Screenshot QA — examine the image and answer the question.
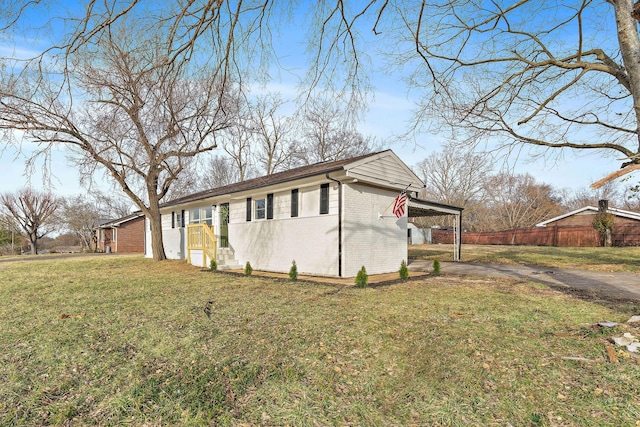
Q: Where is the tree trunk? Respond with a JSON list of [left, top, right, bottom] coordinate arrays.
[[612, 0, 640, 152], [146, 191, 167, 261], [29, 234, 37, 255], [149, 219, 167, 261], [605, 229, 613, 247]]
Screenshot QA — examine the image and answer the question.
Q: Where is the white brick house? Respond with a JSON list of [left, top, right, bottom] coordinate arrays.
[[146, 150, 428, 277]]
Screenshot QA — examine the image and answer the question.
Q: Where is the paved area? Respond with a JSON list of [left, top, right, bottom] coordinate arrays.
[[408, 260, 640, 301]]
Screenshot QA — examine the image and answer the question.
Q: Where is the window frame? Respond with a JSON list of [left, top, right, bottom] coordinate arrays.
[[255, 197, 266, 220], [189, 207, 213, 225]]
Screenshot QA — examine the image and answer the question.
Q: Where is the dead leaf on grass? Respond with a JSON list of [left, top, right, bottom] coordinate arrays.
[[59, 312, 86, 319]]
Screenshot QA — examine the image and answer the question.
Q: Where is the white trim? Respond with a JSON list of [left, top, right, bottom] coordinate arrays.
[[536, 205, 640, 227], [344, 151, 424, 192]]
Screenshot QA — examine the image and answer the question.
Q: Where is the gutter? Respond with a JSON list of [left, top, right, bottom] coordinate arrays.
[[325, 173, 343, 277]]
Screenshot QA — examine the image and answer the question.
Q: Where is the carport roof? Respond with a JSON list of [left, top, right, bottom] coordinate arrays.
[[407, 197, 463, 262], [407, 197, 463, 217]]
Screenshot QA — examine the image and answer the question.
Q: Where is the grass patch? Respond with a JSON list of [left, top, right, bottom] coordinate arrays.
[[410, 244, 640, 272], [1, 255, 639, 425]]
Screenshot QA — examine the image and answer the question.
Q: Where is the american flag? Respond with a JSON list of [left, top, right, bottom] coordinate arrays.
[[392, 190, 407, 218]]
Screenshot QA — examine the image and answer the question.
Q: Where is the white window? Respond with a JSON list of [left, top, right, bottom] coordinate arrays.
[[255, 198, 266, 220], [189, 207, 213, 225]]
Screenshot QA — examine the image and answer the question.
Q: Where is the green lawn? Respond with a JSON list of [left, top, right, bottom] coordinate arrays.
[[410, 244, 640, 272], [1, 255, 639, 426]]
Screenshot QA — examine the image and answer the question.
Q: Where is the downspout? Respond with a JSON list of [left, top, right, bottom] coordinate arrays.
[[326, 173, 342, 277]]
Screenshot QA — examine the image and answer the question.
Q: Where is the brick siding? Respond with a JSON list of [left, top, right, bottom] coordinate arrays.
[[115, 216, 145, 253]]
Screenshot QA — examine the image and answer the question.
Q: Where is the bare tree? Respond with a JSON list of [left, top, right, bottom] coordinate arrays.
[[417, 144, 491, 205], [300, 97, 376, 164], [252, 94, 295, 175], [0, 188, 58, 254], [91, 190, 136, 219], [0, 214, 13, 248], [201, 154, 240, 189], [0, 16, 238, 260], [307, 1, 640, 187], [12, 2, 638, 192], [0, 1, 42, 33], [57, 195, 104, 252], [220, 112, 257, 182], [562, 183, 623, 211], [0, 213, 24, 255], [416, 144, 493, 231], [483, 173, 564, 231]]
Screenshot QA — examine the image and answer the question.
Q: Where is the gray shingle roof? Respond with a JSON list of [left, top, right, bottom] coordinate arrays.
[[161, 150, 389, 208]]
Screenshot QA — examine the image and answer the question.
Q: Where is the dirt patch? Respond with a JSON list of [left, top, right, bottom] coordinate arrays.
[[208, 268, 430, 287]]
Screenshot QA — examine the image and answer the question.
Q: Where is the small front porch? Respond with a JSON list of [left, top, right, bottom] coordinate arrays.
[[186, 223, 241, 269]]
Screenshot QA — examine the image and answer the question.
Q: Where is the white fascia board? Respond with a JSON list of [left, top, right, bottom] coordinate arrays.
[[536, 205, 640, 227]]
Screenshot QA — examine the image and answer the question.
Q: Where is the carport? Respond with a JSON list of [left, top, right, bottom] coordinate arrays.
[[407, 197, 463, 261]]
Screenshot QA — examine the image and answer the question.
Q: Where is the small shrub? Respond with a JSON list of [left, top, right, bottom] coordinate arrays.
[[289, 260, 298, 281], [209, 259, 217, 271], [355, 266, 368, 288], [244, 261, 253, 276], [432, 259, 441, 275], [399, 260, 409, 280]]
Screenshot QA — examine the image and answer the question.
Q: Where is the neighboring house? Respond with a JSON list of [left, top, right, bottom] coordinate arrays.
[[536, 204, 640, 228], [149, 150, 462, 277], [535, 201, 640, 246], [97, 213, 145, 253], [408, 222, 431, 245]]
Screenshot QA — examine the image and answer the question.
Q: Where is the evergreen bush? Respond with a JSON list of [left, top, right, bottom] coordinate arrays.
[[289, 260, 298, 281], [399, 260, 409, 280], [432, 259, 441, 275], [244, 261, 253, 276], [209, 259, 217, 271], [355, 266, 368, 288]]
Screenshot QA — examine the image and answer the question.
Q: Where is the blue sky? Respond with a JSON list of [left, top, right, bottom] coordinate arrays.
[[0, 1, 630, 199]]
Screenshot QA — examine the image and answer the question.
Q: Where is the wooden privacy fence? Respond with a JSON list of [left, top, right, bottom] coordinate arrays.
[[432, 225, 640, 247]]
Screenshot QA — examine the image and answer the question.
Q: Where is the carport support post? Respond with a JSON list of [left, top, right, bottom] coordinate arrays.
[[455, 212, 462, 261]]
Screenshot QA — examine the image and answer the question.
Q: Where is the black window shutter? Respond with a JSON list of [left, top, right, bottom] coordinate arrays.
[[171, 211, 175, 228], [267, 193, 274, 219], [181, 210, 185, 227], [246, 198, 252, 222], [320, 183, 329, 214], [291, 189, 299, 217]]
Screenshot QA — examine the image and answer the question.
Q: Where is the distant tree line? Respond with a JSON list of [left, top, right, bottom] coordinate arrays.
[[0, 189, 134, 255], [413, 144, 640, 233]]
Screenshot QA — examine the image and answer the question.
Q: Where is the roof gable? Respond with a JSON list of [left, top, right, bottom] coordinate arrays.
[[344, 150, 424, 192], [97, 212, 144, 228]]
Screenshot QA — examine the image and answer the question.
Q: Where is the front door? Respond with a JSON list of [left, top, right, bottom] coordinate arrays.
[[219, 203, 229, 247]]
